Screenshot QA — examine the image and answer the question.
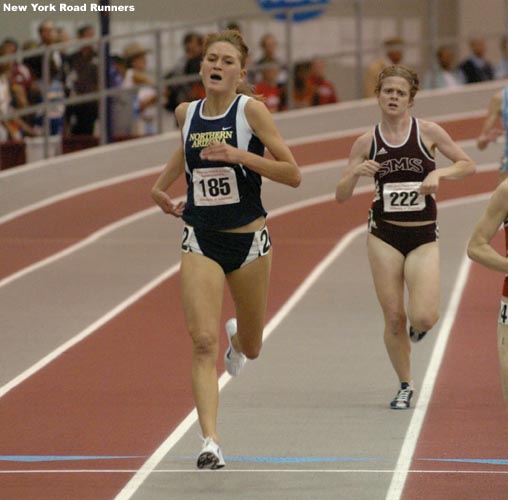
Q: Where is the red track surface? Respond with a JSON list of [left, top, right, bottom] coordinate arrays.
[[403, 233, 508, 500], [0, 116, 484, 282], [0, 113, 505, 498]]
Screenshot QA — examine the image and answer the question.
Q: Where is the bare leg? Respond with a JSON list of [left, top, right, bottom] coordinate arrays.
[[226, 250, 272, 359], [498, 323, 508, 407], [367, 234, 410, 384], [180, 252, 225, 442], [404, 242, 440, 335]]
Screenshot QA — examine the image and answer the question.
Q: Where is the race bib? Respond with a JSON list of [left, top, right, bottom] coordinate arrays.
[[383, 182, 425, 213], [193, 167, 240, 206], [499, 299, 508, 325]]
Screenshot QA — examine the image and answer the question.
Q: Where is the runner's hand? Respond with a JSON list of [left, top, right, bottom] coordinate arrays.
[[152, 190, 185, 217]]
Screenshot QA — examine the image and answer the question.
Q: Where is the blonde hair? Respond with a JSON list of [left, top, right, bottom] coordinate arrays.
[[375, 65, 419, 102], [203, 29, 261, 100]]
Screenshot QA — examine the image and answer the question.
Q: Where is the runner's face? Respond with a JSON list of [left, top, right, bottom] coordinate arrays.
[[378, 76, 412, 115], [201, 42, 245, 93]]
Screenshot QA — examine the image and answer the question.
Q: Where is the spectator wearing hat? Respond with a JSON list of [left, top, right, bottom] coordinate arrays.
[[115, 41, 158, 136], [363, 37, 404, 98]]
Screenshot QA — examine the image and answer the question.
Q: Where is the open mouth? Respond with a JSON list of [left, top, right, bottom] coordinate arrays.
[[210, 74, 222, 81]]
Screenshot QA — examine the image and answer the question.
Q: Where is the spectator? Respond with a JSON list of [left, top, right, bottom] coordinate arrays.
[[495, 35, 508, 79], [1, 37, 35, 111], [307, 57, 338, 105], [256, 33, 287, 85], [364, 37, 404, 97], [253, 58, 286, 112], [0, 45, 37, 141], [24, 20, 65, 84], [65, 25, 98, 135], [120, 41, 157, 136], [423, 45, 462, 89], [292, 61, 317, 108], [458, 37, 494, 84], [165, 32, 203, 113]]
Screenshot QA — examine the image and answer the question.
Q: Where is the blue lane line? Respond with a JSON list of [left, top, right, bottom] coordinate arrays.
[[0, 456, 144, 463], [419, 458, 508, 466], [177, 456, 384, 463]]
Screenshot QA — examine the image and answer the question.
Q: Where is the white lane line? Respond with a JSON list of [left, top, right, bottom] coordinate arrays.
[[0, 469, 506, 475], [114, 224, 368, 500], [115, 191, 493, 500], [0, 132, 493, 226], [384, 254, 474, 500], [0, 166, 163, 226], [0, 206, 159, 290], [0, 263, 179, 400]]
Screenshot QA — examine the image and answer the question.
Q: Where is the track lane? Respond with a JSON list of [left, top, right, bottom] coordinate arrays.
[[402, 232, 508, 500], [0, 116, 486, 283]]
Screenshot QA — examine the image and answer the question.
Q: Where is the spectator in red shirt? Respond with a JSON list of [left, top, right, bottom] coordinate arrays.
[[307, 57, 338, 105], [253, 58, 285, 113]]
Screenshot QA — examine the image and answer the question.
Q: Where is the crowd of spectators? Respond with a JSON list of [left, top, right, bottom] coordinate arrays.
[[1, 20, 508, 163]]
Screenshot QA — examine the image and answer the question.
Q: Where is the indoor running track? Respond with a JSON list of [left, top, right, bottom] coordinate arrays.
[[0, 114, 506, 500]]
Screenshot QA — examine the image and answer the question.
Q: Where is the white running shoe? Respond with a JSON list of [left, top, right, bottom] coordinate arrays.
[[197, 437, 225, 469], [224, 318, 246, 376]]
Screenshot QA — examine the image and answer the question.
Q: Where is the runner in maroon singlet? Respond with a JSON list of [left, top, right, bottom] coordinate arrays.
[[468, 182, 508, 406], [336, 66, 475, 409]]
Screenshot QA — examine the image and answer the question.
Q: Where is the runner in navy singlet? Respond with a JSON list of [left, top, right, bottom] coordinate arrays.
[[151, 30, 300, 468], [468, 181, 508, 406], [336, 65, 475, 409]]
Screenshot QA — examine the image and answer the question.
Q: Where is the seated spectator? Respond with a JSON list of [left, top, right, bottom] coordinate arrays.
[[458, 37, 494, 84], [292, 61, 317, 108], [165, 32, 203, 113], [364, 37, 404, 97], [307, 57, 338, 105], [253, 59, 286, 112], [65, 25, 98, 135], [0, 45, 37, 141], [1, 37, 35, 111], [423, 45, 462, 89], [495, 35, 508, 79]]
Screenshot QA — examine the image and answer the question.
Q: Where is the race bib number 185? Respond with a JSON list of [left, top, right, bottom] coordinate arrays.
[[383, 182, 425, 213], [193, 167, 240, 206]]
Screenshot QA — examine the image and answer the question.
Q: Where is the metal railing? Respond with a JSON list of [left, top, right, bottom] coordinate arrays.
[[1, 0, 508, 160]]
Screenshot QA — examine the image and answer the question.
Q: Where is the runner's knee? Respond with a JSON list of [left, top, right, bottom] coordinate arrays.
[[384, 310, 407, 334], [191, 329, 219, 357], [410, 311, 439, 333]]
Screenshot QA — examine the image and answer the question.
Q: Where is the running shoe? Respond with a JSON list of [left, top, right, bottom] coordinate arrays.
[[390, 382, 413, 409], [224, 318, 246, 376], [409, 326, 428, 343], [197, 437, 225, 469]]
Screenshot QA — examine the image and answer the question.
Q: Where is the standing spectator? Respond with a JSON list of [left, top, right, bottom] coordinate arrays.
[[458, 37, 494, 84], [423, 45, 463, 89], [364, 37, 404, 98], [253, 58, 285, 112], [120, 42, 157, 136], [65, 25, 98, 135], [165, 32, 203, 113], [256, 33, 287, 85], [24, 20, 65, 84], [495, 36, 508, 80], [307, 57, 338, 105]]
